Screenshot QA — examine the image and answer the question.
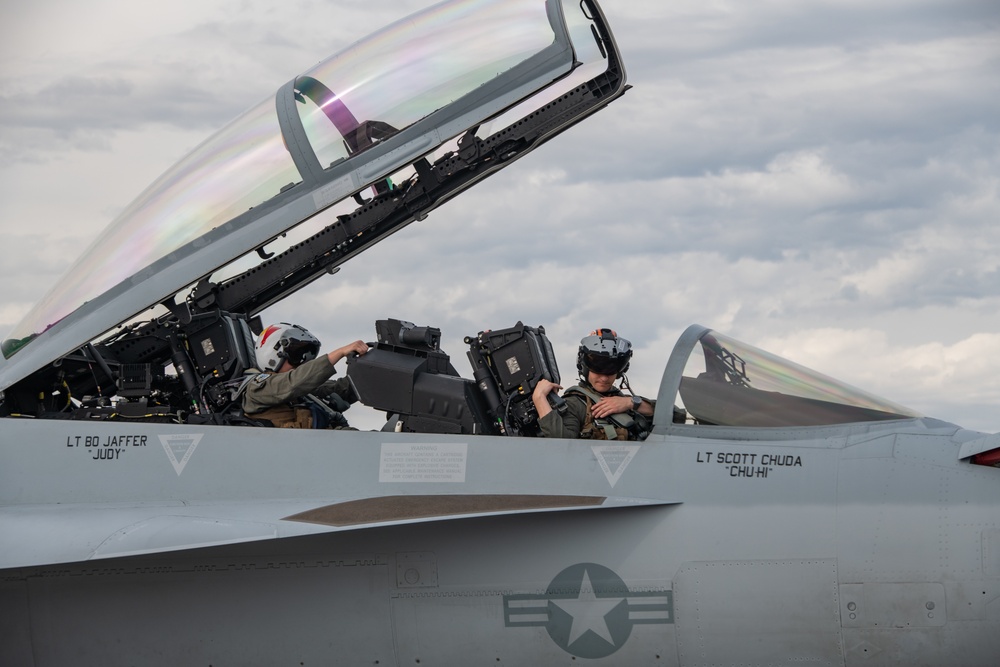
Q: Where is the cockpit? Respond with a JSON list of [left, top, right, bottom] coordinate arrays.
[[0, 302, 924, 435], [345, 320, 924, 434]]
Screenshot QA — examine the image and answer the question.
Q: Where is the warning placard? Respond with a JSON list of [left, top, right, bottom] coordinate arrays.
[[379, 443, 468, 483]]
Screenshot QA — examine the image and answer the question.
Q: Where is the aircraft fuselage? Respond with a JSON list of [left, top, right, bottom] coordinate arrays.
[[2, 416, 998, 666]]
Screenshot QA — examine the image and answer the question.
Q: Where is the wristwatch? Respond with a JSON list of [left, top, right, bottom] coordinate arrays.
[[631, 395, 642, 410]]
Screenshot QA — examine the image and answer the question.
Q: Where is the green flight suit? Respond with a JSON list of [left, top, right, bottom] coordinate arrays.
[[242, 355, 356, 427], [537, 382, 653, 440]]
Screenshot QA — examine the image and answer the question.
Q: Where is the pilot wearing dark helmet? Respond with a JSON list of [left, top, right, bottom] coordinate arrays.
[[531, 328, 654, 440], [242, 322, 369, 428]]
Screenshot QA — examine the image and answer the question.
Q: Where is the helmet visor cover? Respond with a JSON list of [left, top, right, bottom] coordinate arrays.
[[578, 329, 632, 377]]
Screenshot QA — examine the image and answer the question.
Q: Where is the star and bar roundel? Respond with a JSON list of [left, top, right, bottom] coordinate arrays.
[[503, 563, 673, 658]]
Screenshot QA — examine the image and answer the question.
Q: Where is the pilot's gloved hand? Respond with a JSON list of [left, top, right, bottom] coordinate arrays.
[[532, 378, 564, 419], [532, 378, 562, 402], [327, 340, 369, 365], [591, 395, 632, 419]]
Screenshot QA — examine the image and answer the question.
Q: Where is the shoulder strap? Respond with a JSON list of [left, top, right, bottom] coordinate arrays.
[[563, 386, 622, 440], [563, 385, 605, 403], [229, 370, 266, 404]]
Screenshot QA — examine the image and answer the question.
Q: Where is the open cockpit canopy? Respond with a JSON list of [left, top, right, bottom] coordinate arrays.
[[659, 325, 922, 429], [1, 0, 626, 395]]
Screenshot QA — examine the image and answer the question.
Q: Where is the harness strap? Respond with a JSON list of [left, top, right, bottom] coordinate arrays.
[[233, 372, 259, 399], [563, 385, 608, 403], [564, 386, 629, 441]]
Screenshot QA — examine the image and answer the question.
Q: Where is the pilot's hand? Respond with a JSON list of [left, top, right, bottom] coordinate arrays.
[[532, 378, 562, 401], [591, 395, 632, 419], [329, 340, 369, 364], [532, 378, 563, 420], [344, 340, 369, 356]]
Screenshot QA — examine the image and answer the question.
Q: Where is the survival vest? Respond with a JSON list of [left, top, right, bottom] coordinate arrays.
[[249, 404, 315, 429], [562, 385, 651, 441]]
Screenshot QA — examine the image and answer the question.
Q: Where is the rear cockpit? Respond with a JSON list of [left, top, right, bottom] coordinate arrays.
[[0, 310, 562, 436], [0, 0, 628, 425]]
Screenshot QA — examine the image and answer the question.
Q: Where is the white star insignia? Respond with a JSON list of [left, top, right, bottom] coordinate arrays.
[[551, 568, 625, 646]]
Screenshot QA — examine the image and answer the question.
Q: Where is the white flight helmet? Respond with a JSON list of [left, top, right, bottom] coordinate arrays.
[[255, 323, 321, 371]]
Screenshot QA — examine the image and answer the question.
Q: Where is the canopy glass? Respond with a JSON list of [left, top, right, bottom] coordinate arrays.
[[668, 328, 921, 427], [3, 0, 561, 359]]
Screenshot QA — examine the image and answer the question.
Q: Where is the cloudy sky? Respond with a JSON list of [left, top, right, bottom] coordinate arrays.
[[1, 0, 998, 433]]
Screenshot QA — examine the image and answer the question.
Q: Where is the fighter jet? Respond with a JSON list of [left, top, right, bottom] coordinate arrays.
[[1, 1, 997, 665]]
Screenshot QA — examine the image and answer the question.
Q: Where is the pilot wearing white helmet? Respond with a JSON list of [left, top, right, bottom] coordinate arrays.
[[243, 322, 369, 428], [532, 328, 654, 440]]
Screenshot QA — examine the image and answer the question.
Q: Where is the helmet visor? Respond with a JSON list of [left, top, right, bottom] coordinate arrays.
[[583, 351, 629, 376], [285, 339, 320, 367]]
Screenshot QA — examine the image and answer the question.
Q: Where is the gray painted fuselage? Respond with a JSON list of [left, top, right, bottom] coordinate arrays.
[[2, 414, 998, 666]]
